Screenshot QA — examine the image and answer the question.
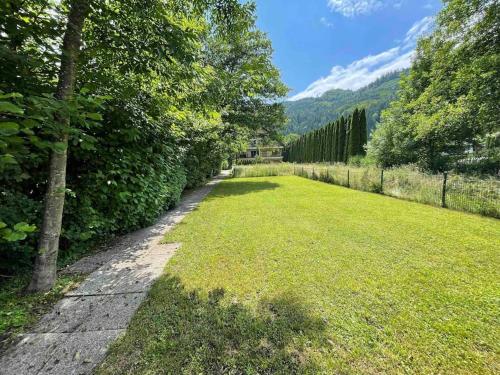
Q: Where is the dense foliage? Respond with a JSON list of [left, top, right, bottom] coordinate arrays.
[[368, 0, 500, 172], [284, 71, 402, 135], [0, 0, 287, 274], [284, 108, 367, 163]]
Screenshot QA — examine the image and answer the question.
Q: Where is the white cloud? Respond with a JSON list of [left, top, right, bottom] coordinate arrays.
[[328, 0, 405, 17], [320, 17, 334, 28], [288, 16, 435, 101], [403, 16, 434, 48], [327, 0, 406, 17], [327, 0, 383, 17], [393, 1, 403, 9], [289, 49, 413, 100]]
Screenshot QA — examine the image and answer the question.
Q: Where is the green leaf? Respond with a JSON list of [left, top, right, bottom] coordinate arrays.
[[0, 221, 7, 229], [118, 191, 130, 201], [85, 112, 103, 121], [79, 232, 92, 240], [80, 141, 96, 151], [0, 154, 18, 165], [3, 230, 27, 242], [52, 142, 67, 153], [0, 92, 23, 99], [22, 118, 39, 128], [0, 101, 24, 114], [13, 222, 37, 233], [20, 128, 34, 135], [0, 122, 20, 136]]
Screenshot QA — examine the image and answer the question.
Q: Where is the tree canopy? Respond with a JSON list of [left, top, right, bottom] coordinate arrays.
[[368, 0, 499, 171]]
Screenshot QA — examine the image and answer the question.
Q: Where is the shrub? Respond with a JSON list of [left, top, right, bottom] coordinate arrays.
[[0, 192, 42, 273]]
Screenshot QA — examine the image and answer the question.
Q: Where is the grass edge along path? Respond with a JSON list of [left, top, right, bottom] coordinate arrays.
[[0, 274, 85, 351], [98, 176, 500, 374]]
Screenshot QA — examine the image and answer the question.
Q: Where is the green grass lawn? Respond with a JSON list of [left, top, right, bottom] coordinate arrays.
[[98, 176, 500, 374]]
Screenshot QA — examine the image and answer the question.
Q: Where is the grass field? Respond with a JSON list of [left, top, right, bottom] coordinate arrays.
[[233, 163, 500, 218], [98, 176, 500, 374]]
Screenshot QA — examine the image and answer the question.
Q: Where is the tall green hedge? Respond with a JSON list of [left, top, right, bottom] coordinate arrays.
[[284, 108, 367, 163]]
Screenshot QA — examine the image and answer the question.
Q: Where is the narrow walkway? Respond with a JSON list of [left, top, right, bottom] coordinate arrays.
[[0, 172, 229, 375]]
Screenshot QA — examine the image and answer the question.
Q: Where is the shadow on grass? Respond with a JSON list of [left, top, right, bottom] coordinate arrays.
[[99, 275, 326, 374], [207, 180, 281, 199]]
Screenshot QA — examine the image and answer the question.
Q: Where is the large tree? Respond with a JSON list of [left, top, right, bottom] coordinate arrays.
[[368, 0, 499, 171], [205, 1, 288, 137], [28, 0, 90, 292], [338, 117, 347, 162], [359, 108, 367, 155], [346, 108, 361, 158]]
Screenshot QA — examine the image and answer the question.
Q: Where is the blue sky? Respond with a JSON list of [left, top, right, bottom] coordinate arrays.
[[253, 0, 442, 100]]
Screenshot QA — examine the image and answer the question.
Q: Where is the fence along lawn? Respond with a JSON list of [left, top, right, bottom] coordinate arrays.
[[233, 163, 500, 218], [98, 176, 499, 374]]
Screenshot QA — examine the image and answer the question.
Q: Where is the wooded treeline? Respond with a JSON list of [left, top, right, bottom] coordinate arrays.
[[284, 108, 367, 163], [0, 0, 287, 290]]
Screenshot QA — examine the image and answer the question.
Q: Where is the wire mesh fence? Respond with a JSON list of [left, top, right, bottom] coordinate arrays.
[[232, 163, 500, 218], [383, 168, 444, 207], [445, 174, 499, 217]]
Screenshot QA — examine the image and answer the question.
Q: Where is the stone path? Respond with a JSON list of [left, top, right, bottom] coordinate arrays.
[[0, 172, 229, 375]]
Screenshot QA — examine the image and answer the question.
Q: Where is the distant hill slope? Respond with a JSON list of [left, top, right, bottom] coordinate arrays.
[[284, 71, 404, 135]]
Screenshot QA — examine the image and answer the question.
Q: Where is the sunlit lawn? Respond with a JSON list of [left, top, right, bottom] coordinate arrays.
[[99, 176, 499, 374]]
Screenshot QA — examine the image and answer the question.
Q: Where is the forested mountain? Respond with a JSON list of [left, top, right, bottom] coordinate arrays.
[[284, 71, 403, 135]]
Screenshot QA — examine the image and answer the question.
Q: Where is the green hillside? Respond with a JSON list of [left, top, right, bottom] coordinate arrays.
[[284, 71, 404, 135]]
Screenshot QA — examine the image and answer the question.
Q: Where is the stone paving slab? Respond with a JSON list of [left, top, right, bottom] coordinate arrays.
[[0, 330, 125, 375], [0, 172, 229, 375], [33, 293, 147, 333], [66, 244, 179, 296], [37, 330, 125, 375], [0, 333, 62, 375]]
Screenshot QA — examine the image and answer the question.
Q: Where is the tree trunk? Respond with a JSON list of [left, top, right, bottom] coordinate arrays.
[[27, 0, 90, 293]]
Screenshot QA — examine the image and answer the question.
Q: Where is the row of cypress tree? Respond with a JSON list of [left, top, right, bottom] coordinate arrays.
[[284, 108, 367, 163]]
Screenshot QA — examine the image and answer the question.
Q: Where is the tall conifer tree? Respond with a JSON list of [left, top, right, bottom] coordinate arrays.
[[347, 108, 362, 159], [339, 116, 347, 162], [359, 108, 367, 156], [335, 119, 340, 162]]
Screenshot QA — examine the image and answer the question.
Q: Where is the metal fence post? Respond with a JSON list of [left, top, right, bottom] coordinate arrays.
[[441, 171, 448, 208], [347, 169, 350, 188], [380, 169, 384, 193]]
